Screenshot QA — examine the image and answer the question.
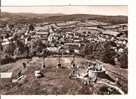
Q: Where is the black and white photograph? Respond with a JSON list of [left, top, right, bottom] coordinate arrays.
[[0, 5, 128, 95]]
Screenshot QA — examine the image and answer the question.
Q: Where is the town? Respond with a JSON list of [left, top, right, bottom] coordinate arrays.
[[0, 13, 128, 95]]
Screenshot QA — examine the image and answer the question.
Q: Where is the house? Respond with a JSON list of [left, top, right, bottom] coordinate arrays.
[[102, 30, 120, 37], [47, 47, 60, 53], [0, 72, 13, 78]]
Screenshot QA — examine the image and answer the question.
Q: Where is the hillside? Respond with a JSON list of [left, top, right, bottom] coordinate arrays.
[[0, 12, 128, 24], [0, 57, 127, 95]]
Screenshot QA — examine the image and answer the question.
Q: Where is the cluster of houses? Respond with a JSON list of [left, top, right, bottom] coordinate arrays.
[[0, 20, 128, 64], [0, 20, 128, 95]]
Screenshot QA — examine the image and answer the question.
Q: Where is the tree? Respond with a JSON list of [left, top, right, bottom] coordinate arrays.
[[101, 41, 117, 65], [118, 49, 128, 68]]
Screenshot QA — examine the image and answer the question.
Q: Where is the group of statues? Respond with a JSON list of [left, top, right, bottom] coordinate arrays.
[[69, 61, 105, 85]]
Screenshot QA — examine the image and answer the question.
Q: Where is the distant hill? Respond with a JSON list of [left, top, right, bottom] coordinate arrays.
[[43, 14, 128, 24], [0, 12, 128, 24], [1, 12, 63, 18]]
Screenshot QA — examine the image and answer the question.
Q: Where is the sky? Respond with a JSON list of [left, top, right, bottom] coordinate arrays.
[[1, 6, 128, 16], [1, 0, 128, 6]]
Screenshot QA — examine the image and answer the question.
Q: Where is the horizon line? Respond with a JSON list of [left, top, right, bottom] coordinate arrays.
[[1, 11, 128, 17]]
